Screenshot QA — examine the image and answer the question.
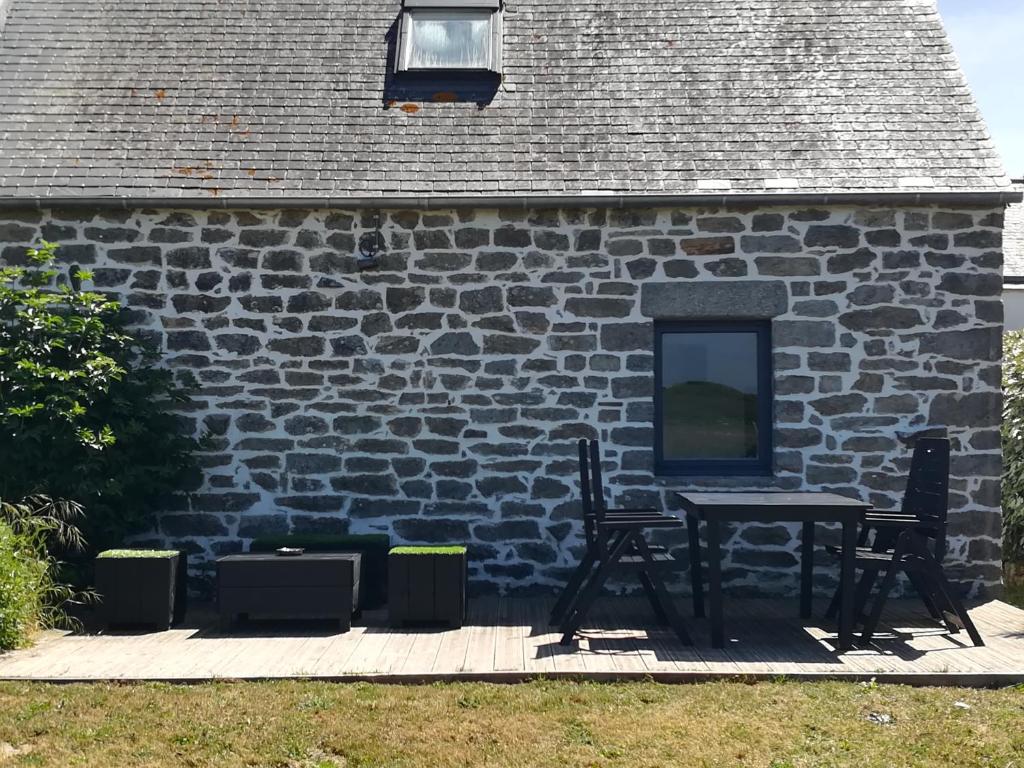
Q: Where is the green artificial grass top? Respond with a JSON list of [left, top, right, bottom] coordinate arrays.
[[97, 549, 179, 559], [389, 546, 467, 556]]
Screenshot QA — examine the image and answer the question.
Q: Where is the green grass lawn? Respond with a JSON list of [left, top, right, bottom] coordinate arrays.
[[0, 680, 1022, 767]]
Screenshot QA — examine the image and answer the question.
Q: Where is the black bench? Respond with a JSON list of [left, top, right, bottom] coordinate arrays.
[[216, 553, 361, 631]]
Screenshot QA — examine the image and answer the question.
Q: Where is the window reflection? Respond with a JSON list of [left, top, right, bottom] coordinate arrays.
[[406, 11, 491, 70], [660, 331, 761, 461]]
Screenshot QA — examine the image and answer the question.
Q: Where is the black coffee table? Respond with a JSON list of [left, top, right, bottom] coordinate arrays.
[[216, 553, 361, 631], [677, 492, 870, 650]]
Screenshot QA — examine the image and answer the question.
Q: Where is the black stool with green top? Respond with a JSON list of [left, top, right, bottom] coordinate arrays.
[[95, 549, 188, 630], [388, 546, 467, 628]]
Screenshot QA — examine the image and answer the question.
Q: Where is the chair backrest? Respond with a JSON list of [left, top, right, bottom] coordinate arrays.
[[901, 437, 951, 559], [587, 438, 609, 523], [574, 438, 613, 548], [577, 439, 597, 547]]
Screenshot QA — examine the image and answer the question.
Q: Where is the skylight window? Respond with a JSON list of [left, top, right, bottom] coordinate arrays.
[[397, 0, 502, 74]]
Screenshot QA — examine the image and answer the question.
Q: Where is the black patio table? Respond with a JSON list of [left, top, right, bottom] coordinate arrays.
[[676, 491, 871, 651]]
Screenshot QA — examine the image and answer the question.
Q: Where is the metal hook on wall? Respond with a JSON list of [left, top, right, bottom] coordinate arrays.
[[357, 210, 385, 270]]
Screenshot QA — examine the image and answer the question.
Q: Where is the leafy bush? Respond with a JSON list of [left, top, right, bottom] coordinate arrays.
[[1002, 331, 1024, 563], [0, 241, 203, 551], [0, 520, 47, 649], [0, 495, 90, 649]]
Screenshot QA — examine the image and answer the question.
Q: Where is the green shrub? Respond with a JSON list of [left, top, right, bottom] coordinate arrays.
[[1002, 331, 1024, 563], [0, 520, 48, 648], [0, 496, 89, 649], [0, 241, 204, 552]]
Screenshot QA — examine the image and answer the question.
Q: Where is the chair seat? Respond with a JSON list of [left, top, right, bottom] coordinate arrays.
[[616, 552, 684, 569], [824, 544, 878, 557], [826, 544, 927, 565], [621, 542, 670, 555]]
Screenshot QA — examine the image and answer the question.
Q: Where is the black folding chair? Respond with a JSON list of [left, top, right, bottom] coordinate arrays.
[[824, 437, 983, 646], [549, 439, 670, 626], [555, 439, 692, 646]]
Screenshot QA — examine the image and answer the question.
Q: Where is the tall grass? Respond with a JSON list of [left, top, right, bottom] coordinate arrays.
[[0, 520, 49, 648], [0, 496, 91, 649]]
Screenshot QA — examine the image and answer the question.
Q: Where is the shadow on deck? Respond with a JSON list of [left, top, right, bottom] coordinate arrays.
[[1, 597, 1022, 686]]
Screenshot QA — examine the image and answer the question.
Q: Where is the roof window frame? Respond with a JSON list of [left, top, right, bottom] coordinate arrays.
[[396, 0, 503, 75]]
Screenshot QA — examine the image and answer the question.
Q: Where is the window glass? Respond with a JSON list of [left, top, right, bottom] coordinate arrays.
[[405, 10, 491, 70], [656, 323, 771, 475]]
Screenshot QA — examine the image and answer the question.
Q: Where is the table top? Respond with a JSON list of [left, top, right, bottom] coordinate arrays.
[[217, 553, 362, 564], [675, 491, 871, 522], [678, 491, 870, 507]]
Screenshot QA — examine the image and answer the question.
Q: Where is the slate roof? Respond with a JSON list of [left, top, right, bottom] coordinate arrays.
[[0, 0, 1014, 201], [1006, 183, 1024, 279]]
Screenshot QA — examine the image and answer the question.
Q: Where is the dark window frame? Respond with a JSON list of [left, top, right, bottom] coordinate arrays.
[[653, 320, 774, 477]]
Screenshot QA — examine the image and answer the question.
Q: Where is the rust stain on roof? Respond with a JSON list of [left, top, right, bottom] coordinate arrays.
[[431, 92, 457, 103], [399, 103, 420, 114]]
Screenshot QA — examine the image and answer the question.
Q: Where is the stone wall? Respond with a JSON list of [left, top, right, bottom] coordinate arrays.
[[0, 203, 1006, 595]]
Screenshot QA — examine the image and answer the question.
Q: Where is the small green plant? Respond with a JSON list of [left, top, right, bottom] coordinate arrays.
[[1002, 331, 1024, 564], [0, 241, 204, 551], [0, 495, 92, 648]]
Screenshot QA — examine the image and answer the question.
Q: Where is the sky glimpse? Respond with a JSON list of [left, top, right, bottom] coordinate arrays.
[[937, 0, 1024, 177]]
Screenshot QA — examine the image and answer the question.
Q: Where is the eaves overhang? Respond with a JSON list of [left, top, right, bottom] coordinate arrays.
[[0, 190, 1020, 211]]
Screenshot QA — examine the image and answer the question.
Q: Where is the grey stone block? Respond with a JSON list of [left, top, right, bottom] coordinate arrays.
[[641, 280, 787, 319]]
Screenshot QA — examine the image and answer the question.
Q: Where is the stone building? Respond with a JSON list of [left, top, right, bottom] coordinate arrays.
[[0, 0, 1019, 595]]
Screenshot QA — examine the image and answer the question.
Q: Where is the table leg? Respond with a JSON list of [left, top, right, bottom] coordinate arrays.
[[707, 519, 724, 649], [686, 513, 705, 618], [839, 519, 857, 650], [800, 521, 814, 619]]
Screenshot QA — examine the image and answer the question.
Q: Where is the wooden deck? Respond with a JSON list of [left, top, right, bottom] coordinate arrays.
[[2, 597, 1023, 686]]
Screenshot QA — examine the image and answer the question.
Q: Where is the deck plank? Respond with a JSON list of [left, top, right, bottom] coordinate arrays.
[[460, 596, 499, 673], [492, 597, 527, 673], [399, 627, 445, 676], [431, 616, 474, 676], [314, 625, 374, 677], [521, 599, 559, 675]]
